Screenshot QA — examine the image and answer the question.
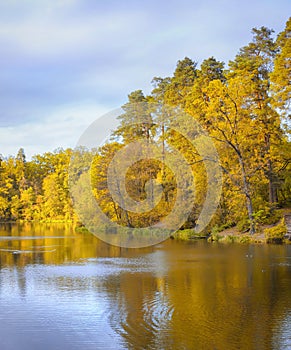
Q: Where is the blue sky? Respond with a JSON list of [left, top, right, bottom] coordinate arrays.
[[0, 0, 290, 158]]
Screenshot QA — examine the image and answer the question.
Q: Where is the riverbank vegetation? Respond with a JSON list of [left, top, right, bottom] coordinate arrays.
[[0, 18, 290, 239]]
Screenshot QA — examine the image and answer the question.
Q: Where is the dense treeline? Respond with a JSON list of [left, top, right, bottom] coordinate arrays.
[[1, 18, 290, 234], [0, 148, 74, 221]]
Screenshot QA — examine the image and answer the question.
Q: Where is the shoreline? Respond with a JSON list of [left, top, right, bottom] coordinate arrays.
[[1, 215, 290, 245]]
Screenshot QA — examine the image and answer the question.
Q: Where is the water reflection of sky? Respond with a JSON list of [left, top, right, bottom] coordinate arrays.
[[0, 264, 126, 350], [0, 250, 172, 350], [0, 225, 291, 350], [273, 311, 291, 350]]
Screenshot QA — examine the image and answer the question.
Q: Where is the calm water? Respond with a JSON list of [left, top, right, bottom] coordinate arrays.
[[0, 223, 290, 350]]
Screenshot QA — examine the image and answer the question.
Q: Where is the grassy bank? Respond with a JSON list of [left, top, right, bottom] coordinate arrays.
[[73, 208, 291, 245], [207, 217, 290, 244]]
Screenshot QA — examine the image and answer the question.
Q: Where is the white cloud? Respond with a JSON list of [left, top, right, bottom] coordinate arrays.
[[0, 4, 147, 59], [0, 103, 110, 159]]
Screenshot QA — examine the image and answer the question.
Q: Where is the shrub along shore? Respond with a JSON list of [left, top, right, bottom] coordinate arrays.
[[173, 209, 291, 244]]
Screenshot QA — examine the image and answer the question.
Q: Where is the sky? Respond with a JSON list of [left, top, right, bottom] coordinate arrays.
[[0, 0, 290, 159]]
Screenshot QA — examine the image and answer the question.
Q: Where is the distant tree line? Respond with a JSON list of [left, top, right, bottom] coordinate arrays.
[[0, 148, 74, 222]]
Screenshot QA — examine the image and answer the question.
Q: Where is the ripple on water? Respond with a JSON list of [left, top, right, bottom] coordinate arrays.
[[0, 248, 56, 254], [142, 292, 175, 332], [107, 289, 175, 349], [0, 236, 75, 241], [272, 312, 291, 350]]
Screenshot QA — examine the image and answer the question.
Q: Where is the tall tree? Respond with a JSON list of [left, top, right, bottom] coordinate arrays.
[[201, 78, 263, 234], [165, 57, 197, 107], [199, 56, 225, 83], [270, 17, 291, 119], [115, 90, 154, 143], [229, 26, 281, 205]]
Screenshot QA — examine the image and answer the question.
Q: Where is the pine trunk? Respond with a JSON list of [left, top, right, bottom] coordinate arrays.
[[238, 156, 255, 234]]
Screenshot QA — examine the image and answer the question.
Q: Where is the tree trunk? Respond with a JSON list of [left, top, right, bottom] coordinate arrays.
[[267, 159, 278, 204], [112, 166, 132, 227], [264, 133, 278, 205], [239, 156, 255, 234]]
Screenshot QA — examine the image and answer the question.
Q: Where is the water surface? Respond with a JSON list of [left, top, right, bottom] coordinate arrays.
[[0, 223, 290, 349]]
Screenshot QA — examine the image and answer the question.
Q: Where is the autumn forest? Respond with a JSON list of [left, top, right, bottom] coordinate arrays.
[[1, 18, 290, 237]]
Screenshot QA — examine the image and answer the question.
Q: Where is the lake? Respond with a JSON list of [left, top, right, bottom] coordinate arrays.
[[0, 223, 290, 350]]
